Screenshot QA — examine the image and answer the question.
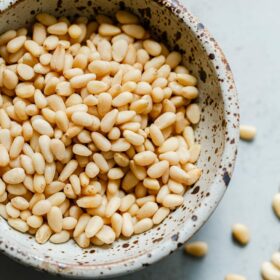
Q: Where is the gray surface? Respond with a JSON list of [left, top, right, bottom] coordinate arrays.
[[1, 0, 279, 279]]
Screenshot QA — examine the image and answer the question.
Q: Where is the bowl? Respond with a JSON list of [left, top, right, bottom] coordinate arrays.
[[0, 0, 239, 278]]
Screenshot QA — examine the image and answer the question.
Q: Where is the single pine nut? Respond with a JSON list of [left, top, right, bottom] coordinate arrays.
[[26, 215, 43, 228], [134, 218, 153, 234], [35, 224, 52, 244], [95, 225, 116, 244], [152, 207, 170, 224], [162, 194, 184, 208], [111, 213, 123, 238], [8, 218, 29, 233], [50, 230, 70, 244], [136, 201, 158, 219], [271, 252, 280, 269], [0, 144, 10, 166], [3, 168, 25, 184], [77, 195, 102, 208], [47, 206, 63, 233], [224, 274, 247, 280], [116, 11, 139, 24], [85, 216, 104, 238], [122, 212, 134, 237], [32, 199, 51, 216], [184, 241, 208, 257], [232, 223, 250, 245], [147, 160, 169, 178], [122, 25, 145, 39], [240, 125, 256, 141], [186, 104, 200, 124]]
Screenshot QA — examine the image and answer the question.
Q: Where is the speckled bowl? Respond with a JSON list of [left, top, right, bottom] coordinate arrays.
[[0, 0, 239, 278]]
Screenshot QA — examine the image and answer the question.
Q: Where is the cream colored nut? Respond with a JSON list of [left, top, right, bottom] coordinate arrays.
[[134, 151, 157, 166], [7, 35, 26, 53], [261, 262, 280, 280], [147, 160, 169, 179], [134, 218, 153, 234], [47, 22, 68, 35], [32, 200, 51, 216], [47, 206, 63, 233], [32, 118, 54, 137], [85, 215, 104, 238], [3, 69, 18, 90], [186, 104, 200, 124], [162, 194, 184, 208], [240, 125, 256, 141], [35, 224, 52, 244], [272, 193, 280, 219], [143, 40, 162, 56], [122, 24, 145, 39], [152, 207, 170, 224], [50, 230, 70, 244], [116, 11, 139, 24], [224, 274, 247, 280], [77, 195, 102, 209], [0, 144, 10, 167], [96, 225, 116, 244], [3, 168, 25, 184], [99, 23, 121, 36], [184, 241, 208, 257], [8, 218, 29, 233], [68, 24, 82, 39], [232, 223, 250, 245], [272, 252, 280, 269]]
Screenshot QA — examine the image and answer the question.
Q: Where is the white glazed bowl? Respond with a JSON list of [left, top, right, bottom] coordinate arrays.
[[0, 0, 239, 278]]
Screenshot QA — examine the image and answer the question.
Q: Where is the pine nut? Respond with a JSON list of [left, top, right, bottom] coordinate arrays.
[[35, 224, 52, 244], [50, 230, 70, 244], [47, 206, 63, 233], [122, 212, 134, 237], [85, 215, 104, 238], [116, 11, 139, 24], [152, 207, 170, 224], [134, 218, 153, 234], [184, 241, 208, 257], [162, 194, 184, 208], [225, 274, 247, 280], [32, 199, 51, 216], [122, 25, 145, 39], [232, 223, 250, 245], [77, 195, 102, 208], [8, 218, 29, 233], [3, 168, 25, 184], [261, 262, 280, 280], [147, 160, 169, 178], [240, 125, 256, 141]]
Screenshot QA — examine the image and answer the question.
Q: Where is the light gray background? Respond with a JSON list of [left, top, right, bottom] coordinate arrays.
[[1, 0, 279, 279]]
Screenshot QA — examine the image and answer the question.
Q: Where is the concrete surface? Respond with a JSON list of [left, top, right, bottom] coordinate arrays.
[[1, 0, 280, 279]]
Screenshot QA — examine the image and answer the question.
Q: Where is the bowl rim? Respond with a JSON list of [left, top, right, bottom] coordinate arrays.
[[0, 0, 239, 278]]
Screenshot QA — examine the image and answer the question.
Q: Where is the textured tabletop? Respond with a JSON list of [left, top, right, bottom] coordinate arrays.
[[1, 0, 279, 279]]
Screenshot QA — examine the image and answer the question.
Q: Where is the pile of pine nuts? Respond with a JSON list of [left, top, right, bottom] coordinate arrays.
[[0, 11, 202, 247]]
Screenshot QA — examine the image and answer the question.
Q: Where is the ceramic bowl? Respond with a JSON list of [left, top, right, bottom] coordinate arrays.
[[0, 0, 239, 278]]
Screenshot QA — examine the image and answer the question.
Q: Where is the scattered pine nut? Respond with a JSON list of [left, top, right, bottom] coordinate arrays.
[[184, 241, 208, 257], [224, 274, 246, 280], [272, 193, 280, 219], [240, 125, 256, 141], [232, 223, 250, 246]]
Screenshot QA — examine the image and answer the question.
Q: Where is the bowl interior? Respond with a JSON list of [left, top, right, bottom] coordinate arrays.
[[0, 0, 238, 278]]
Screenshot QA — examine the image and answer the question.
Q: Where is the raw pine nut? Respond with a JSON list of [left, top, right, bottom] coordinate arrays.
[[147, 160, 169, 178], [62, 217, 77, 230], [0, 144, 9, 166], [3, 168, 25, 184], [105, 197, 121, 217], [123, 130, 144, 146], [162, 194, 184, 208], [134, 218, 153, 234], [77, 195, 102, 208], [232, 224, 250, 245], [225, 274, 246, 280], [154, 112, 176, 129], [26, 215, 43, 228], [120, 194, 135, 212], [111, 213, 123, 238], [85, 215, 104, 238], [186, 104, 200, 124], [176, 73, 197, 86], [99, 23, 121, 36], [273, 193, 280, 218], [184, 241, 208, 257], [122, 212, 134, 237], [50, 230, 70, 244], [18, 63, 35, 80], [47, 206, 63, 233], [166, 52, 182, 69], [35, 224, 52, 244], [122, 25, 145, 39], [116, 11, 139, 24], [95, 225, 116, 244], [112, 39, 128, 62], [240, 125, 256, 141], [11, 197, 29, 210], [136, 201, 158, 219], [32, 199, 51, 216], [134, 151, 156, 166], [261, 262, 280, 280], [272, 252, 280, 269], [58, 160, 78, 181], [75, 232, 90, 248], [7, 35, 26, 53], [152, 207, 170, 224], [8, 218, 29, 233]]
